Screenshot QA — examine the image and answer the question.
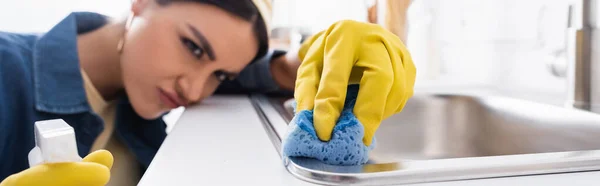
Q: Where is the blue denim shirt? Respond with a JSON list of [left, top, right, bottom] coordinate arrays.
[[0, 12, 289, 180]]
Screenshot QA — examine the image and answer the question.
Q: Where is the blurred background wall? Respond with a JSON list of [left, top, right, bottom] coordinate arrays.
[[405, 0, 571, 105]]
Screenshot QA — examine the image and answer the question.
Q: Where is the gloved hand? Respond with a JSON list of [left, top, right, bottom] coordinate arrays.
[[0, 150, 113, 186], [294, 20, 417, 147]]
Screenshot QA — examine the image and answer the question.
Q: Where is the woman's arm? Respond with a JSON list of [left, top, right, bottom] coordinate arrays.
[[213, 48, 298, 95], [269, 48, 300, 91]]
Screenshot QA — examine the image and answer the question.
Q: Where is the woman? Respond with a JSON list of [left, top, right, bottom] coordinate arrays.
[[0, 0, 416, 185]]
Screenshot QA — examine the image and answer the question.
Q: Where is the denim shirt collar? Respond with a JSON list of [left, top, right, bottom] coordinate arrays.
[[33, 12, 108, 114]]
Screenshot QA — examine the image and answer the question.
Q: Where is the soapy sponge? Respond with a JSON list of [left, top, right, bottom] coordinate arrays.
[[281, 85, 375, 165]]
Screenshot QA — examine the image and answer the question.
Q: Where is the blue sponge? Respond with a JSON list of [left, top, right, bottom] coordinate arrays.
[[281, 85, 375, 165]]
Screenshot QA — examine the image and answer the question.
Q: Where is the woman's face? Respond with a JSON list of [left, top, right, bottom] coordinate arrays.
[[121, 0, 259, 119]]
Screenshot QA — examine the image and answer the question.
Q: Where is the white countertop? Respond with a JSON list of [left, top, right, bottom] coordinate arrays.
[[139, 91, 600, 186], [138, 96, 317, 186]]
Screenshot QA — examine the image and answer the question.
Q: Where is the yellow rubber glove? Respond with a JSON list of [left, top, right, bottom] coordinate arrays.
[[0, 150, 113, 186], [295, 20, 417, 147]]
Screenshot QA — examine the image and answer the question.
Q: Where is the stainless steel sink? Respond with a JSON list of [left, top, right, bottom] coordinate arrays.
[[250, 93, 600, 185]]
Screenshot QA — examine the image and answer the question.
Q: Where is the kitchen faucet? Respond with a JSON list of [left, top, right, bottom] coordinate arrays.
[[565, 0, 600, 113]]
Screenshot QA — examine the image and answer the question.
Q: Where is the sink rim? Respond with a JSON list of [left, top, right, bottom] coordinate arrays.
[[249, 93, 600, 185]]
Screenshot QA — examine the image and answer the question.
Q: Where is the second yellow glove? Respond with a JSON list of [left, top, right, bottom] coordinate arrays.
[[0, 150, 113, 186]]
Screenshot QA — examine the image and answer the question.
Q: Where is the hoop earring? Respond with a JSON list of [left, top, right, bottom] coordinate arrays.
[[117, 12, 135, 53]]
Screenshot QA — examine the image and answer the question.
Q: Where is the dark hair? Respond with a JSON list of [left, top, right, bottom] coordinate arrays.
[[155, 0, 269, 63]]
